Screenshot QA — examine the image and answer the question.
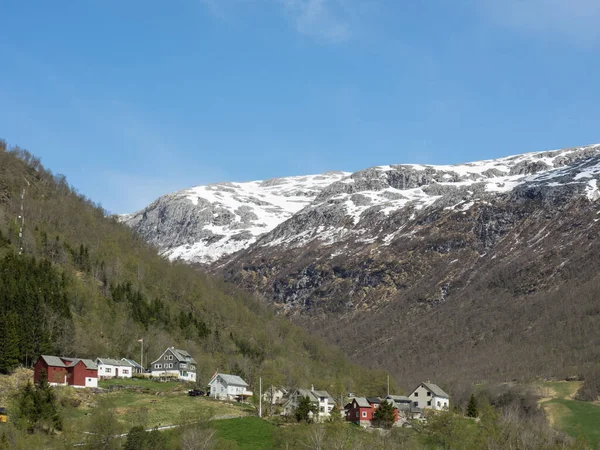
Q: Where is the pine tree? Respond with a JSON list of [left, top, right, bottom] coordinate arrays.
[[0, 312, 21, 374], [328, 406, 343, 423], [466, 393, 478, 418], [295, 395, 317, 423], [373, 400, 396, 429]]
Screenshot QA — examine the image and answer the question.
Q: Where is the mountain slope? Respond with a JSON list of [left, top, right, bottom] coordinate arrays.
[[216, 144, 600, 384], [124, 143, 600, 386], [122, 171, 348, 264], [0, 141, 388, 394]]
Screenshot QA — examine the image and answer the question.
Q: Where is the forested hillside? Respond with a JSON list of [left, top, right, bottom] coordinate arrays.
[[0, 140, 389, 395]]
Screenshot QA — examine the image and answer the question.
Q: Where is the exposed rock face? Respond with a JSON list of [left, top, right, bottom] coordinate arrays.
[[124, 143, 600, 384], [121, 172, 349, 263]]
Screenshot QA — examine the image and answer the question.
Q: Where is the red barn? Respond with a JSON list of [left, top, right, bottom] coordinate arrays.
[[34, 355, 98, 388]]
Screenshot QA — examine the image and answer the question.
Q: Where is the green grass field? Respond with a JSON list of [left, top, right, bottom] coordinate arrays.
[[64, 388, 253, 429], [98, 377, 183, 392], [541, 381, 600, 448], [212, 417, 275, 450]]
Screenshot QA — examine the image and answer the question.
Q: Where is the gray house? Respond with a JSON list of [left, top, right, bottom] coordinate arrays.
[[150, 347, 197, 382]]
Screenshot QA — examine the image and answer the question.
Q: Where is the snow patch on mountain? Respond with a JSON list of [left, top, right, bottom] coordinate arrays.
[[123, 143, 600, 264]]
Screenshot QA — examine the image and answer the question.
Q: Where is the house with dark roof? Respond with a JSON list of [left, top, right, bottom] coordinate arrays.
[[409, 381, 450, 410], [34, 355, 98, 388], [121, 358, 144, 374], [346, 397, 376, 426], [96, 358, 134, 379], [208, 373, 252, 401], [282, 386, 337, 422], [150, 347, 197, 382]]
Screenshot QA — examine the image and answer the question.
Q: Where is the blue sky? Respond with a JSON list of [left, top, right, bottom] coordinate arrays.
[[1, 0, 599, 213]]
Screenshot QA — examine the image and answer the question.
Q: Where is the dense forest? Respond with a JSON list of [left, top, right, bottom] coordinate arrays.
[[0, 140, 390, 396]]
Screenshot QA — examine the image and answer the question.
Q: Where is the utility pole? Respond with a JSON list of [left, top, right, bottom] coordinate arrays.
[[259, 377, 262, 418], [387, 375, 390, 397]]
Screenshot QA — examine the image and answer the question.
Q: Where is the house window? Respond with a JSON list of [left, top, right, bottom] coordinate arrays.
[[427, 401, 432, 406], [123, 370, 129, 375], [362, 411, 367, 418], [437, 401, 441, 407], [155, 364, 162, 369], [427, 392, 431, 397], [356, 412, 359, 418], [105, 368, 112, 373], [180, 363, 187, 368], [413, 402, 418, 407], [320, 407, 324, 412], [414, 392, 418, 397]]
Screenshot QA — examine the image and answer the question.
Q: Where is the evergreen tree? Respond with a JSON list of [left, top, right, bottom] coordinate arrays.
[[327, 406, 343, 423], [373, 400, 396, 429], [123, 426, 148, 450], [15, 371, 62, 433], [466, 393, 479, 418], [295, 396, 317, 423], [0, 312, 20, 374]]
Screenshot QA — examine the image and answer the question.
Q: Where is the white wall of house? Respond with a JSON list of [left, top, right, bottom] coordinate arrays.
[[151, 365, 196, 382], [209, 380, 250, 399], [409, 385, 449, 410], [316, 396, 334, 419], [85, 377, 98, 388], [97, 363, 133, 379]]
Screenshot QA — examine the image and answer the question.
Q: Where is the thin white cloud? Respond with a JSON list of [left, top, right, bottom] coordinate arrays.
[[198, 0, 352, 43], [279, 0, 351, 43], [477, 0, 600, 43]]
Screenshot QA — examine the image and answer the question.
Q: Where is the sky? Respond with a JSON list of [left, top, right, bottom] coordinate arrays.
[[1, 0, 599, 213]]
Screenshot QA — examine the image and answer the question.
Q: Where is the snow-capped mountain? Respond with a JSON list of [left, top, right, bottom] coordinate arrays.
[[124, 143, 600, 383], [123, 144, 600, 265], [122, 171, 349, 263]]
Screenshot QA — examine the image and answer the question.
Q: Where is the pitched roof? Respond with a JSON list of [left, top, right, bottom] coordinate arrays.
[[313, 390, 336, 404], [171, 348, 197, 364], [122, 358, 143, 369], [422, 382, 450, 399], [211, 373, 248, 387], [39, 355, 97, 370], [386, 395, 410, 403], [40, 355, 67, 367], [367, 397, 382, 404], [151, 347, 197, 366], [62, 357, 97, 370], [354, 397, 370, 408], [97, 358, 133, 367]]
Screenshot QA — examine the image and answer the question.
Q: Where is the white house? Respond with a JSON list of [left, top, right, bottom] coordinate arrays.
[[121, 358, 144, 374], [282, 386, 337, 421], [208, 373, 252, 400], [96, 358, 134, 379], [150, 347, 197, 382], [409, 381, 450, 411]]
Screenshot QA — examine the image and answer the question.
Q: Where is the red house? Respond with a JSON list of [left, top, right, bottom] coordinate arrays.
[[345, 397, 400, 427], [34, 355, 98, 388], [346, 397, 376, 426]]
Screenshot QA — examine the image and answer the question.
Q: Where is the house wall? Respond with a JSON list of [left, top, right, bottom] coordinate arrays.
[[346, 403, 374, 426], [409, 385, 448, 410], [34, 360, 68, 385], [98, 364, 133, 379]]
